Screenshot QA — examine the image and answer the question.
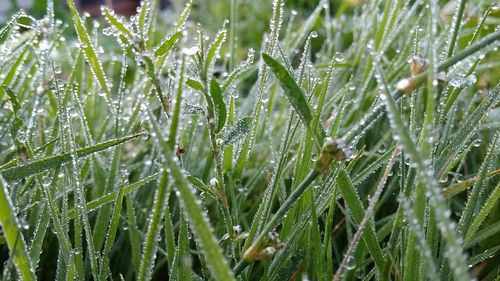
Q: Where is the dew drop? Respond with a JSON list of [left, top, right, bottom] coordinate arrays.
[[36, 85, 44, 95], [18, 132, 27, 143], [210, 177, 219, 187], [42, 176, 51, 187], [345, 256, 356, 270], [334, 52, 345, 62], [69, 107, 78, 118], [311, 153, 318, 161]]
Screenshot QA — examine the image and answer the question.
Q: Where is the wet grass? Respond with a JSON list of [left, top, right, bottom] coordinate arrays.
[[0, 0, 499, 280]]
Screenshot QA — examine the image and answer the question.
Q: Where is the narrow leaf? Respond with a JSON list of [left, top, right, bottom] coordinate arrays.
[[66, 0, 110, 95], [262, 53, 325, 143], [186, 78, 204, 92], [101, 6, 134, 39], [0, 176, 36, 281], [221, 116, 252, 148], [204, 29, 226, 76], [336, 167, 385, 271], [154, 32, 182, 57], [210, 79, 226, 133], [1, 133, 144, 181]]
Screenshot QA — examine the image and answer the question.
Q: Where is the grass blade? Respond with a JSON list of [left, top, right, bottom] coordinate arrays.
[[465, 180, 500, 244], [457, 134, 498, 237], [336, 166, 385, 272], [204, 28, 226, 79], [262, 53, 325, 145], [138, 171, 169, 281], [0, 176, 36, 281], [209, 79, 226, 134], [147, 96, 236, 280], [1, 133, 144, 181], [434, 86, 499, 178], [101, 6, 135, 40], [154, 32, 183, 57], [65, 0, 111, 97], [221, 116, 252, 148], [99, 174, 127, 280]]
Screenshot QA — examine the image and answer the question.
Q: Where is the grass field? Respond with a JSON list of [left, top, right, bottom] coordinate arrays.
[[0, 0, 499, 280]]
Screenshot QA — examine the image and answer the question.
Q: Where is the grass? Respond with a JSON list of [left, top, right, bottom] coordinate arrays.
[[0, 0, 499, 280]]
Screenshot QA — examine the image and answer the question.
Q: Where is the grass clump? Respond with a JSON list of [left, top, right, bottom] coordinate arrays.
[[0, 0, 500, 280]]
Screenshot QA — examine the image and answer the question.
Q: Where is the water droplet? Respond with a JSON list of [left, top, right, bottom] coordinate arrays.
[[36, 85, 44, 95], [42, 176, 51, 187], [310, 31, 318, 38], [311, 153, 318, 161], [183, 46, 199, 56], [334, 52, 345, 62], [210, 177, 219, 187], [18, 132, 27, 143], [472, 139, 481, 147], [69, 107, 78, 118], [346, 256, 356, 270]]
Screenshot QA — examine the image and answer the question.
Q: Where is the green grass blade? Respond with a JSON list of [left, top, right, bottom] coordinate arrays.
[[147, 106, 235, 279], [65, 0, 111, 96], [99, 173, 127, 280], [336, 167, 385, 272], [28, 201, 49, 270], [168, 54, 185, 148], [68, 174, 157, 218], [2, 45, 29, 87], [221, 116, 252, 148], [125, 195, 142, 275], [376, 71, 471, 281], [137, 0, 150, 37], [92, 147, 122, 251], [0, 176, 36, 281], [167, 160, 236, 281], [154, 32, 182, 57], [173, 0, 193, 32], [465, 180, 500, 244], [445, 0, 466, 58], [204, 28, 226, 79], [457, 134, 498, 237], [138, 171, 169, 281], [468, 245, 500, 268], [443, 169, 500, 197], [101, 6, 134, 39], [1, 133, 144, 181], [209, 79, 226, 134], [435, 86, 499, 177], [262, 53, 325, 145], [177, 214, 191, 280], [0, 11, 22, 40], [464, 220, 500, 249], [186, 78, 204, 92]]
